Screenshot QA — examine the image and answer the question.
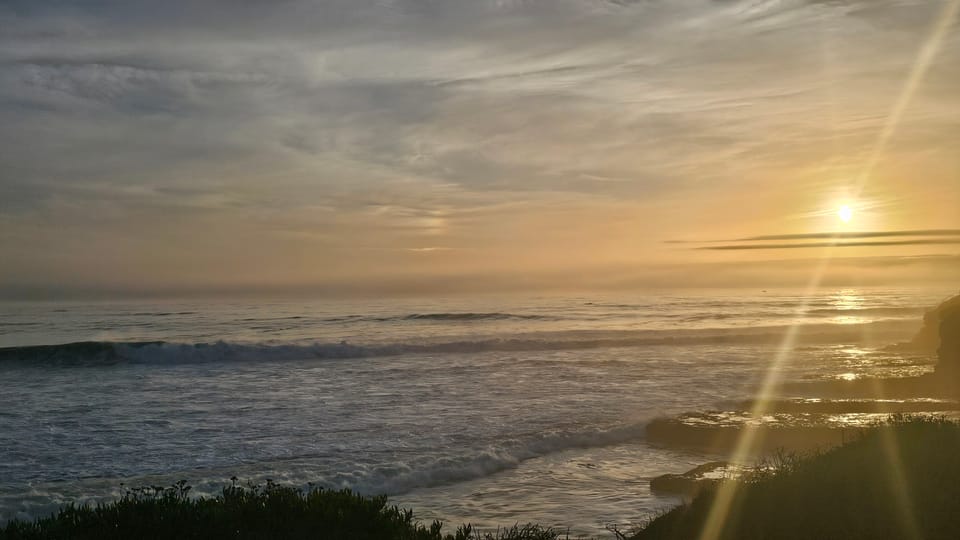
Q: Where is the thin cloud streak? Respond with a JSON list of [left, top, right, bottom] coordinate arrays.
[[669, 229, 960, 244], [700, 239, 960, 251], [741, 229, 960, 241]]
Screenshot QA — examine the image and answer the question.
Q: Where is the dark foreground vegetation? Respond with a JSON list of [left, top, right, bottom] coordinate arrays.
[[5, 418, 960, 540], [0, 480, 564, 540], [633, 417, 960, 540]]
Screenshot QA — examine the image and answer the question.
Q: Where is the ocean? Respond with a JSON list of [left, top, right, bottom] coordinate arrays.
[[0, 288, 951, 536]]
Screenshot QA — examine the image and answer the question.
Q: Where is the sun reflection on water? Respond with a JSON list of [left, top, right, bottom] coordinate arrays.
[[829, 290, 865, 311]]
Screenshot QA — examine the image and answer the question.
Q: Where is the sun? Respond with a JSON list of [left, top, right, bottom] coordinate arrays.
[[838, 205, 853, 223]]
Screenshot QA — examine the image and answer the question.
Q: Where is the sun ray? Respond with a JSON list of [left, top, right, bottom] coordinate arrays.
[[698, 7, 959, 537], [697, 252, 834, 540], [866, 378, 923, 540]]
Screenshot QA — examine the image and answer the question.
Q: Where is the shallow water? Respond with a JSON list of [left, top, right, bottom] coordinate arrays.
[[0, 288, 950, 536]]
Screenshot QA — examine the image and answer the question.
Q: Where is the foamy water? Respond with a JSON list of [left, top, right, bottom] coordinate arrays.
[[0, 288, 950, 536]]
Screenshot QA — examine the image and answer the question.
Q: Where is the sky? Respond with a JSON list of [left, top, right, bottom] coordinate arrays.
[[1, 0, 958, 298]]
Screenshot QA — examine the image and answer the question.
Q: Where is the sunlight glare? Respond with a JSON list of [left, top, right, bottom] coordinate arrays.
[[838, 205, 853, 223]]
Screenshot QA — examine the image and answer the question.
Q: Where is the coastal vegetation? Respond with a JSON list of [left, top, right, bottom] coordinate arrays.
[[633, 416, 960, 540], [0, 480, 563, 540]]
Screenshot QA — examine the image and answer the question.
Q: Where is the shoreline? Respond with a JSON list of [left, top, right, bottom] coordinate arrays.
[[6, 417, 960, 540]]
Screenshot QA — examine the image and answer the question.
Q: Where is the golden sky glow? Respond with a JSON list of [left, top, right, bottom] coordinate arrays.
[[0, 1, 958, 298]]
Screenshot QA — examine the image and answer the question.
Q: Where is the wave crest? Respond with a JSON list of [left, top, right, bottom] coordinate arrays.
[[343, 421, 650, 495], [0, 319, 918, 366]]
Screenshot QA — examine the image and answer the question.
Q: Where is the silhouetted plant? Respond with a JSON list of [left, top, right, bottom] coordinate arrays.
[[0, 481, 567, 540]]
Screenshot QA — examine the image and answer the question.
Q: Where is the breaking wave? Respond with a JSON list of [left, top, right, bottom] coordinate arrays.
[[0, 319, 918, 367], [271, 312, 563, 324], [322, 421, 651, 496], [0, 420, 651, 523]]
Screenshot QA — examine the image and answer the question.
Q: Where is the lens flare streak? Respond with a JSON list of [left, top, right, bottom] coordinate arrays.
[[697, 5, 959, 533]]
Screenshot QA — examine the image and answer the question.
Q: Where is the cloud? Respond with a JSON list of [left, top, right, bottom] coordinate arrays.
[[1, 0, 958, 294], [678, 229, 960, 251], [670, 229, 960, 244], [700, 239, 960, 251], [740, 229, 960, 241]]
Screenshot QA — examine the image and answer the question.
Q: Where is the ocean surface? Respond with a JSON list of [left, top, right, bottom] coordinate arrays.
[[0, 287, 953, 536]]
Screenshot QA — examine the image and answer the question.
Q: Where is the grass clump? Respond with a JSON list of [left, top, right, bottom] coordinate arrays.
[[0, 479, 565, 540], [633, 416, 960, 540]]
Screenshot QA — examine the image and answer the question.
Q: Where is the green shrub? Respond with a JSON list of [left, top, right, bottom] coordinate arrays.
[[0, 479, 566, 540]]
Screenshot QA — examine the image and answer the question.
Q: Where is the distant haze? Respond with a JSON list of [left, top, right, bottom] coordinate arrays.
[[1, 1, 958, 298]]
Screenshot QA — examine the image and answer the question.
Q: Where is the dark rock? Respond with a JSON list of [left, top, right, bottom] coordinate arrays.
[[645, 413, 856, 454], [723, 398, 960, 414], [936, 296, 960, 390], [650, 462, 733, 498], [910, 292, 960, 353]]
